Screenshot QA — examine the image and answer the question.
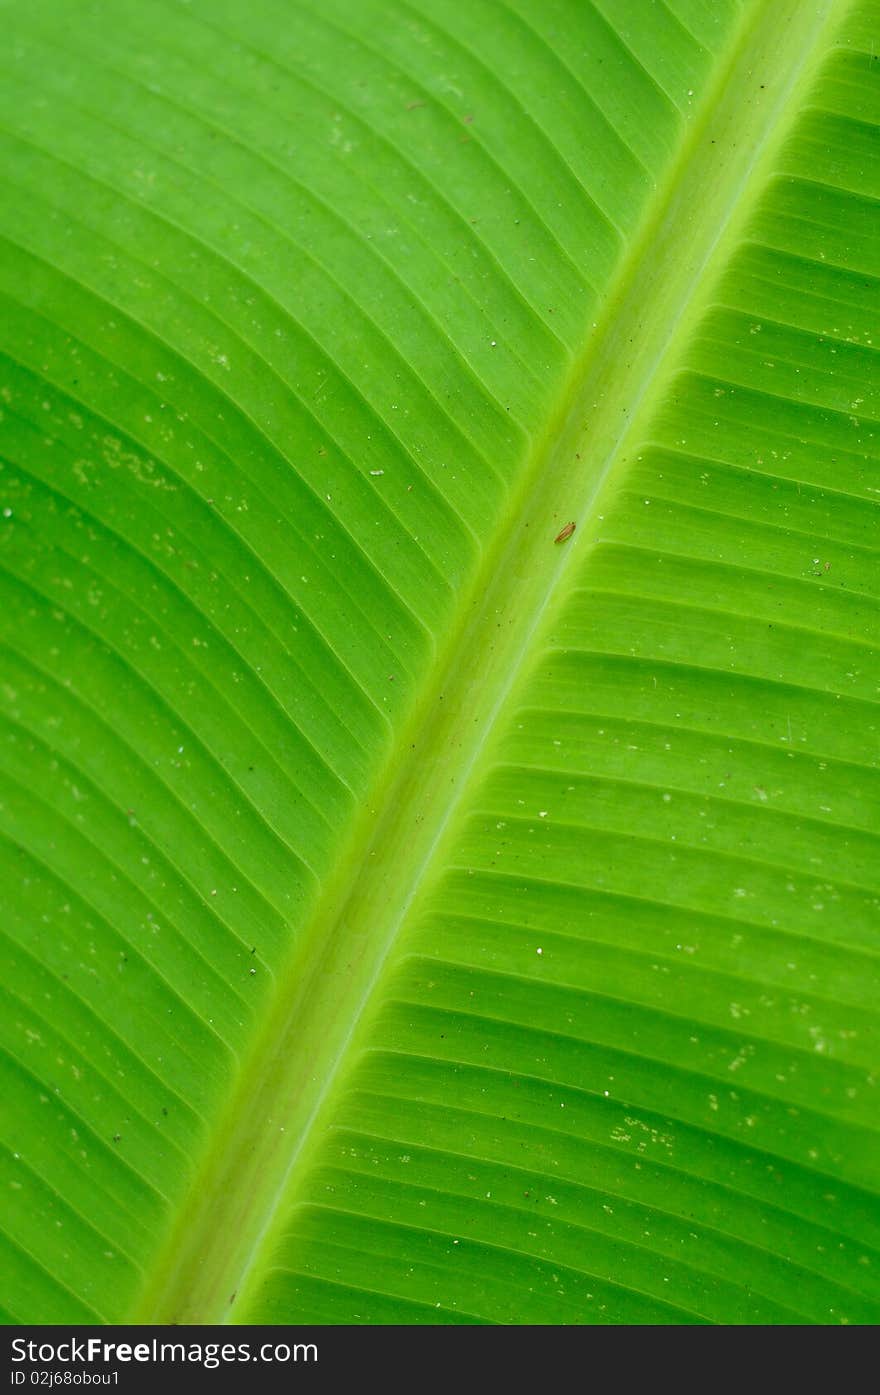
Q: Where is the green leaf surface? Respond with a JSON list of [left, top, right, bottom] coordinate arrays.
[[1, 0, 878, 1326]]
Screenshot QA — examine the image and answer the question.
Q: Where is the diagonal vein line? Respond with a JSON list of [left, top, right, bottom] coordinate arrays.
[[133, 0, 855, 1323]]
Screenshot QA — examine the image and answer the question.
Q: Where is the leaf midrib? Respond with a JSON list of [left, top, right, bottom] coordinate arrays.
[[134, 0, 849, 1323]]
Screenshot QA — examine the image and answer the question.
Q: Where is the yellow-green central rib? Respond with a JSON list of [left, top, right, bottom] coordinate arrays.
[[136, 0, 848, 1324]]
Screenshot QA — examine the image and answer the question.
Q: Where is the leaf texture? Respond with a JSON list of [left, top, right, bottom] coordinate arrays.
[[0, 0, 878, 1325]]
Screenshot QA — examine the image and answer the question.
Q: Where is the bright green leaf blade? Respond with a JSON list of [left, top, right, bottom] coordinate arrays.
[[1, 0, 878, 1326]]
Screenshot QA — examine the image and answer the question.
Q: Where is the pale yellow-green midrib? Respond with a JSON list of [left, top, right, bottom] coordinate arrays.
[[134, 0, 851, 1324]]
